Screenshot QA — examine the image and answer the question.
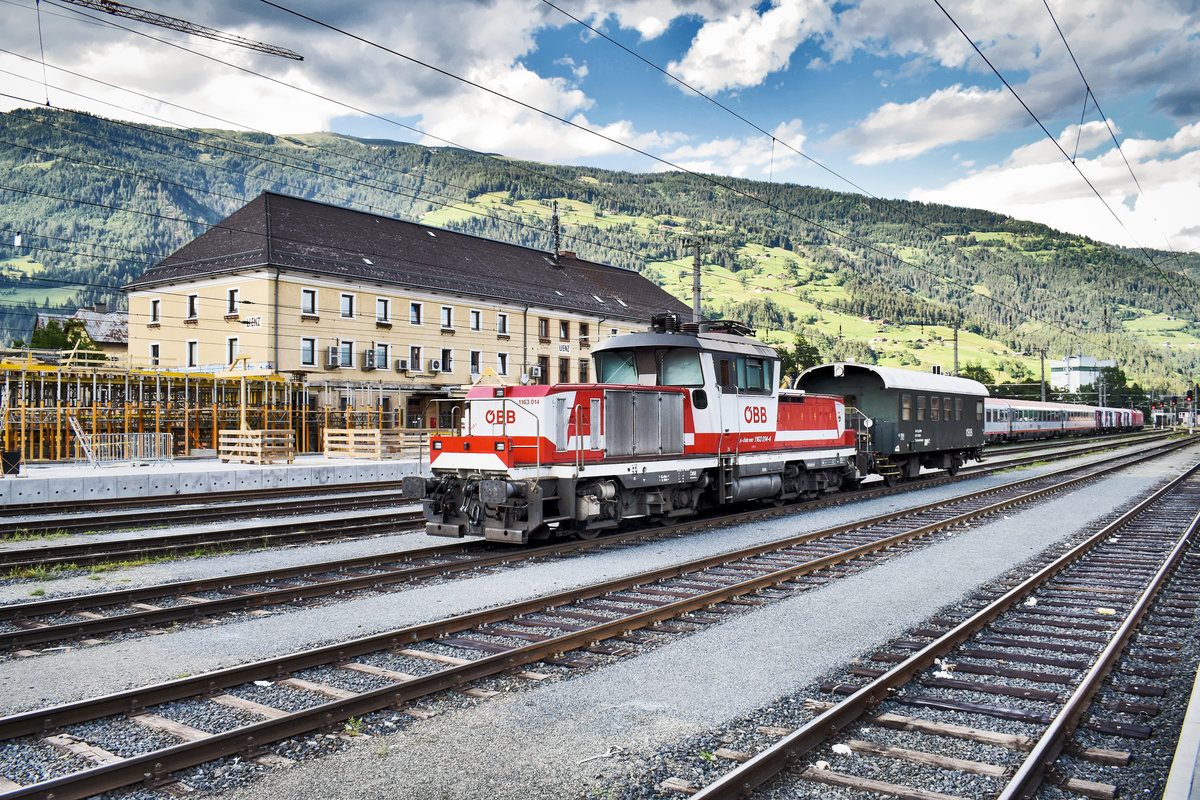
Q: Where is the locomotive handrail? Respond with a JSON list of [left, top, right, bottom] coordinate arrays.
[[496, 396, 541, 480], [573, 402, 584, 477]]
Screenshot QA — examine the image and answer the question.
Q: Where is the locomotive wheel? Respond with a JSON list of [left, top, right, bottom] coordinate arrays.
[[882, 471, 900, 487], [575, 527, 601, 541]]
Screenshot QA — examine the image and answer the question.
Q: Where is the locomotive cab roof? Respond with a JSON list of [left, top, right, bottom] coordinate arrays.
[[592, 314, 779, 360]]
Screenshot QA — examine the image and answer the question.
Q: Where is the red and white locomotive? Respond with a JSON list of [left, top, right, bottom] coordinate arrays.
[[403, 315, 857, 543]]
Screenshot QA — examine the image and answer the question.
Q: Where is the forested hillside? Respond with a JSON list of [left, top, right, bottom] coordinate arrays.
[[2, 107, 1198, 390]]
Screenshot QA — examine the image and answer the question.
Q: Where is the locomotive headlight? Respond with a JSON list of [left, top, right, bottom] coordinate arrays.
[[432, 441, 443, 450], [494, 441, 506, 451]]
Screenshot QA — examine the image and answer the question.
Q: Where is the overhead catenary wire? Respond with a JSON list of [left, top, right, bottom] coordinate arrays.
[[0, 0, 1167, 363], [931, 0, 1200, 321]]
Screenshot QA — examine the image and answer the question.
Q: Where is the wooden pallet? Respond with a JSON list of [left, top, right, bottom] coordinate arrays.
[[323, 428, 407, 459], [218, 429, 295, 464]]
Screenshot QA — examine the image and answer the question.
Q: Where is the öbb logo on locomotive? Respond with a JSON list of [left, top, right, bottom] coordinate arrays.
[[401, 314, 1143, 545]]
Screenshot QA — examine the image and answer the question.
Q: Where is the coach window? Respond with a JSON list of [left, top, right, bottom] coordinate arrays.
[[917, 395, 927, 421], [901, 393, 912, 421], [955, 397, 963, 421], [657, 348, 703, 387], [944, 397, 952, 422], [930, 396, 940, 422]]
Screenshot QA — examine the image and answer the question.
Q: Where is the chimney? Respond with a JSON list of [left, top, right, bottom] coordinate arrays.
[[93, 302, 107, 314]]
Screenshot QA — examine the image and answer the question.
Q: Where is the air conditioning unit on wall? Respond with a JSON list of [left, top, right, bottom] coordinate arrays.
[[325, 346, 340, 369], [530, 365, 542, 378], [428, 358, 442, 373], [362, 349, 376, 370], [395, 358, 409, 372]]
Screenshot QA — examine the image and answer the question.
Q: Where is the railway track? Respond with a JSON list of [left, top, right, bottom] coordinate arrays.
[[0, 432, 1173, 575], [1, 437, 1191, 653], [1, 484, 411, 539], [680, 460, 1200, 800], [0, 509, 423, 573], [0, 439, 1191, 798]]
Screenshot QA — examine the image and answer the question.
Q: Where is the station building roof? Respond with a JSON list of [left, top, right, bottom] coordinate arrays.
[[124, 192, 689, 321]]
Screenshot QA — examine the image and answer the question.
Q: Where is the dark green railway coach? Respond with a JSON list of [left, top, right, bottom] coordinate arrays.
[[797, 363, 988, 484]]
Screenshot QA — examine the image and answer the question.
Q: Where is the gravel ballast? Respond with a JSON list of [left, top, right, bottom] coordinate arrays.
[[0, 443, 1194, 800]]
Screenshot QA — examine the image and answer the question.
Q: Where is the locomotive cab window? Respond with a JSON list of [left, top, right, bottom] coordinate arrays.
[[595, 349, 638, 384], [657, 348, 703, 387]]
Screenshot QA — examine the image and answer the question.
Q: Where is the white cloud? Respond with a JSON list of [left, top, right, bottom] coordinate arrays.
[[665, 0, 833, 94], [831, 84, 1013, 165], [910, 122, 1200, 252], [658, 119, 808, 178]]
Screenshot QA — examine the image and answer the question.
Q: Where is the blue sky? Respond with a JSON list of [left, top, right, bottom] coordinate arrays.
[[3, 0, 1199, 251]]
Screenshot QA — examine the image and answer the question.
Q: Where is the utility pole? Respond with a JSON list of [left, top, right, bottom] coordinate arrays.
[[952, 320, 959, 377], [684, 237, 706, 323], [1039, 348, 1046, 402]]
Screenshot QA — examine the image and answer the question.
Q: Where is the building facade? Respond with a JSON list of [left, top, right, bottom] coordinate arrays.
[[124, 192, 689, 428], [1049, 353, 1115, 393]]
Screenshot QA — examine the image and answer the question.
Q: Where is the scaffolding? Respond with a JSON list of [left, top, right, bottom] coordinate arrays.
[[0, 357, 464, 463]]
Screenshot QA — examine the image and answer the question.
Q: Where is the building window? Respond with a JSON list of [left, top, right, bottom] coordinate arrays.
[[340, 293, 355, 319], [579, 322, 589, 342], [610, 327, 618, 336], [376, 297, 390, 322], [186, 294, 199, 320], [339, 339, 355, 368], [559, 320, 570, 341], [301, 288, 317, 316], [410, 302, 423, 325], [149, 342, 160, 366], [226, 337, 239, 365], [440, 306, 453, 329], [440, 348, 453, 373], [373, 342, 389, 369], [410, 345, 422, 371], [497, 352, 508, 376], [469, 350, 481, 374], [537, 355, 549, 384], [559, 357, 570, 383], [469, 309, 482, 331], [149, 298, 161, 323], [578, 359, 589, 383], [186, 340, 198, 368], [227, 288, 240, 314], [300, 337, 316, 367], [497, 313, 509, 336], [538, 317, 550, 339]]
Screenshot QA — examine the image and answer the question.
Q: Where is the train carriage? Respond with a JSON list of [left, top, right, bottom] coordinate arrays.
[[796, 363, 987, 484]]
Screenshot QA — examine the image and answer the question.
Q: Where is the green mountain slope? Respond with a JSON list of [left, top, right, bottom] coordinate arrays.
[[1, 107, 1198, 392]]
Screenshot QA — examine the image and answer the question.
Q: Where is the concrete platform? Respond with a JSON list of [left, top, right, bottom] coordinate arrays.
[[1165, 664, 1200, 799], [0, 455, 426, 506]]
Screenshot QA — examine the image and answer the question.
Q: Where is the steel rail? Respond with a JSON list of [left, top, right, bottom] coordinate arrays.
[[0, 510, 424, 571], [690, 459, 1200, 799], [0, 489, 413, 538], [0, 442, 1190, 799], [1, 438, 1190, 651], [997, 502, 1200, 799]]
